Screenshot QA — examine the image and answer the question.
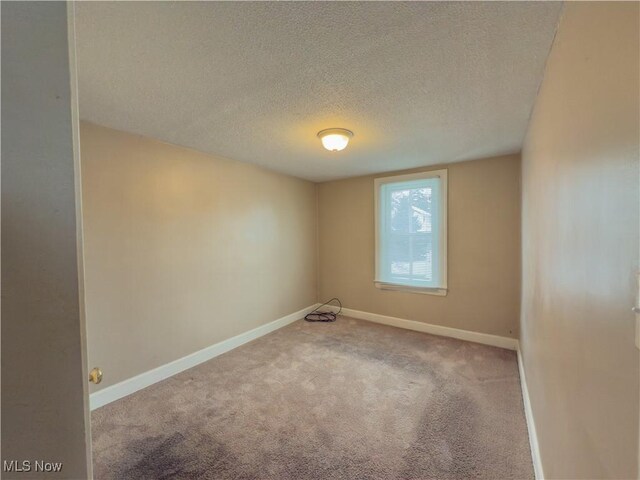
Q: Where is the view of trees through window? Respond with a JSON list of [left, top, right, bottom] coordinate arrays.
[[388, 186, 433, 282]]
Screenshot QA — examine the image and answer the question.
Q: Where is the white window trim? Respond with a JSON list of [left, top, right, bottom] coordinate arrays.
[[374, 169, 448, 296]]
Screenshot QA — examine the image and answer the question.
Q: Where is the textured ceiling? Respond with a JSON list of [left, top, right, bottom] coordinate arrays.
[[75, 2, 562, 182]]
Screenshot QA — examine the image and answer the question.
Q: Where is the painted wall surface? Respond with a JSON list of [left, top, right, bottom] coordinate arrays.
[[317, 154, 521, 338], [520, 3, 640, 478], [80, 122, 318, 391], [1, 2, 91, 478]]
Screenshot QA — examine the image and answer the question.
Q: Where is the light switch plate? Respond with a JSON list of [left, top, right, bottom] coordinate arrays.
[[636, 272, 640, 349]]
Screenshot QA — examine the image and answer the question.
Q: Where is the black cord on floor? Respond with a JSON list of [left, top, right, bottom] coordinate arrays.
[[304, 297, 342, 322]]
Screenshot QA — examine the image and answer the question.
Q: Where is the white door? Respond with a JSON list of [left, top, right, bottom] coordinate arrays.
[[1, 1, 93, 477]]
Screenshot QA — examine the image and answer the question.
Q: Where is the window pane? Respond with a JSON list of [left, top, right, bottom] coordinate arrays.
[[412, 234, 432, 282], [411, 188, 431, 233], [389, 235, 410, 276], [390, 189, 411, 233], [389, 187, 432, 234], [378, 174, 444, 289]]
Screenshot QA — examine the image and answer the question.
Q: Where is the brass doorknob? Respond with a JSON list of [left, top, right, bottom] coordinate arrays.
[[89, 367, 103, 384]]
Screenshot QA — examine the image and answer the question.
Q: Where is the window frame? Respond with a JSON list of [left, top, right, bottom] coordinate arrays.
[[374, 169, 448, 296]]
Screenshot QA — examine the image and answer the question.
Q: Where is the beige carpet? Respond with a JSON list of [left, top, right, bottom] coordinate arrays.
[[92, 317, 533, 479]]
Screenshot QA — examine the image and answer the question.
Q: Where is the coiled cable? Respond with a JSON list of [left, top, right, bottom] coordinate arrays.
[[304, 297, 342, 322]]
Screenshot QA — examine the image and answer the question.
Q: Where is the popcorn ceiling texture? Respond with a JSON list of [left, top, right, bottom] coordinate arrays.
[[75, 2, 561, 182], [91, 317, 533, 479]]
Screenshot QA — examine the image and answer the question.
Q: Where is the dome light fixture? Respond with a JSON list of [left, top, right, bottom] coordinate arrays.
[[317, 128, 354, 152]]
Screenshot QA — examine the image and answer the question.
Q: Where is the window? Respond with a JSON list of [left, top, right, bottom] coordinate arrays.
[[374, 169, 447, 295]]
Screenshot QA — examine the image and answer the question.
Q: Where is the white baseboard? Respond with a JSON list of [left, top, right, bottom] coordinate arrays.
[[327, 306, 519, 351], [90, 303, 320, 410], [517, 347, 544, 480]]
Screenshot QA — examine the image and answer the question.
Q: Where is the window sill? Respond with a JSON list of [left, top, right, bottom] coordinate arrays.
[[374, 281, 448, 296]]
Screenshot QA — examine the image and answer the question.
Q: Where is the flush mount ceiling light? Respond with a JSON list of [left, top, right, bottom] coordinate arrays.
[[317, 128, 354, 152]]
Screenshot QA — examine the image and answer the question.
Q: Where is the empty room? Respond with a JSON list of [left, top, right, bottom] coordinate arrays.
[[2, 1, 639, 479]]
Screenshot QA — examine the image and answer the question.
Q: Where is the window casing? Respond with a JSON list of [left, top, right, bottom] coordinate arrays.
[[374, 169, 447, 295]]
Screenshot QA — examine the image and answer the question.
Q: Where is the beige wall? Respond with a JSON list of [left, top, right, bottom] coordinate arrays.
[[80, 122, 317, 391], [521, 2, 639, 479], [317, 154, 521, 338], [1, 2, 91, 478]]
